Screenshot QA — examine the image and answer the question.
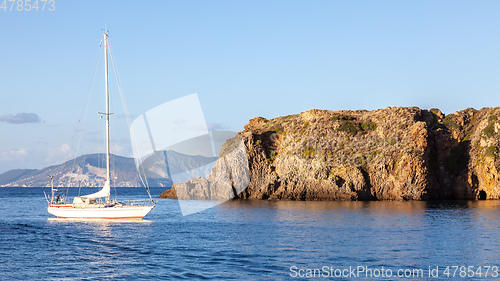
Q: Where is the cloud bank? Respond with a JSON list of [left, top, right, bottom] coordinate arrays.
[[0, 113, 41, 124]]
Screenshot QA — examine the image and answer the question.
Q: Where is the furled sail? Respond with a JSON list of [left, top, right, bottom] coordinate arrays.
[[81, 180, 110, 199]]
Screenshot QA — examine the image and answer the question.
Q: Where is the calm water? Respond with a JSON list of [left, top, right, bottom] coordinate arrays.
[[1, 187, 500, 280]]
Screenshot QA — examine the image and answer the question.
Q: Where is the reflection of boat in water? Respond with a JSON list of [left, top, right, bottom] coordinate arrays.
[[46, 32, 155, 219], [47, 218, 153, 223]]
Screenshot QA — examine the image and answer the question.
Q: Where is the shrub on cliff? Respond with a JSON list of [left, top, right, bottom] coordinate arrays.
[[486, 145, 498, 157], [337, 120, 377, 135], [443, 115, 459, 131], [337, 120, 359, 135], [361, 121, 377, 131], [483, 122, 496, 138]]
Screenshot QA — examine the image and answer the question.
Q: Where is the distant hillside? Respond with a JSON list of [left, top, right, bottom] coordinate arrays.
[[0, 169, 37, 185], [0, 151, 215, 188]]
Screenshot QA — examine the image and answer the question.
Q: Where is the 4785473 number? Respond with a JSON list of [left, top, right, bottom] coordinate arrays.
[[1, 0, 55, 11]]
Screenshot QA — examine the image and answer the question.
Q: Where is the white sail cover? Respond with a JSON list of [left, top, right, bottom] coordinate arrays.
[[81, 180, 110, 199]]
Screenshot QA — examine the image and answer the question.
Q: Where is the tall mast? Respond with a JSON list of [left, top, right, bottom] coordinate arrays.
[[104, 32, 111, 202]]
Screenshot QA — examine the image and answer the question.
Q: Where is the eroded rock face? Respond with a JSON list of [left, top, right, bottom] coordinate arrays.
[[161, 106, 500, 200], [161, 135, 250, 200], [439, 108, 500, 200]]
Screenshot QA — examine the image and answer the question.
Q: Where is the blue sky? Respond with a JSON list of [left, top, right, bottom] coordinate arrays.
[[1, 0, 500, 174]]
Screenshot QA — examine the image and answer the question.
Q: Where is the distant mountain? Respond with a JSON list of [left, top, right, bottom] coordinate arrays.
[[0, 151, 216, 188], [0, 169, 37, 185], [138, 150, 217, 180]]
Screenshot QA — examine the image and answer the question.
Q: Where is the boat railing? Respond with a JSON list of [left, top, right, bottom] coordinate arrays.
[[119, 199, 156, 207], [44, 190, 68, 205]]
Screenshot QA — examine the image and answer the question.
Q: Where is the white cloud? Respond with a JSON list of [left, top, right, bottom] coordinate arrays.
[[0, 148, 37, 174], [0, 148, 30, 161], [45, 143, 72, 164], [9, 148, 29, 156]]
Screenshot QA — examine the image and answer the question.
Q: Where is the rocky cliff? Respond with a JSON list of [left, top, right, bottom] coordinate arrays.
[[161, 107, 500, 200]]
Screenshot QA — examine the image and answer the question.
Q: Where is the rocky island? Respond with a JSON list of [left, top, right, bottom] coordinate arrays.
[[161, 106, 500, 201]]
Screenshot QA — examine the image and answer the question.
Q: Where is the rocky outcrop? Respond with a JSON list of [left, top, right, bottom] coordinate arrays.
[[160, 135, 250, 200], [161, 106, 500, 200]]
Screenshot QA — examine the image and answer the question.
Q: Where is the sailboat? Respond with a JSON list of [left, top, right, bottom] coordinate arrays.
[[47, 32, 155, 219]]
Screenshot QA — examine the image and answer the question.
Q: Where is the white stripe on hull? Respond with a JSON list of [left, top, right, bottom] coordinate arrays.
[[48, 205, 154, 219]]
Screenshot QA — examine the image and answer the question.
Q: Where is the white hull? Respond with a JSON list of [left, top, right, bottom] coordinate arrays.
[[48, 205, 154, 219]]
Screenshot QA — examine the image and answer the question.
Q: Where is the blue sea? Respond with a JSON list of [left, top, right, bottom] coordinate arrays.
[[1, 187, 500, 280]]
